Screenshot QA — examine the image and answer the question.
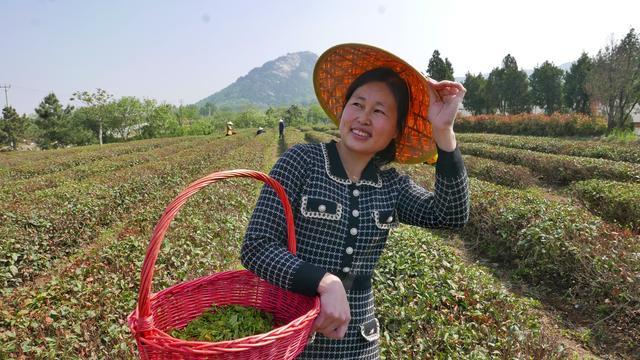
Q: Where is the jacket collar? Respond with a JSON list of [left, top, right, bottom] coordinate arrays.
[[321, 140, 382, 188]]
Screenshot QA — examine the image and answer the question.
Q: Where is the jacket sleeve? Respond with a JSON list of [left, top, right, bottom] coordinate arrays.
[[240, 145, 326, 296], [396, 146, 470, 229]]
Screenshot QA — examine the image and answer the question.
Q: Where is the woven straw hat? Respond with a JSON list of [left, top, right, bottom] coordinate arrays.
[[313, 43, 437, 164]]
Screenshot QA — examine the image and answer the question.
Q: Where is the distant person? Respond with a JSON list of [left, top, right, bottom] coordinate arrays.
[[256, 127, 266, 135], [225, 121, 236, 136], [278, 119, 285, 139]]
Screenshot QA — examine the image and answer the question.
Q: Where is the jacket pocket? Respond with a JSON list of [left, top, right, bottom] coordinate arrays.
[[373, 209, 399, 230], [360, 318, 380, 342], [301, 196, 342, 221]]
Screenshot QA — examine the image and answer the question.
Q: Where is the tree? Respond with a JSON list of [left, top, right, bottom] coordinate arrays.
[[70, 88, 113, 145], [141, 103, 181, 138], [107, 97, 144, 140], [1, 106, 28, 150], [486, 54, 532, 114], [530, 61, 564, 115], [283, 104, 304, 126], [306, 104, 330, 124], [426, 50, 455, 81], [564, 52, 593, 114], [34, 93, 74, 149], [587, 28, 640, 130], [462, 72, 491, 115], [199, 102, 217, 117]]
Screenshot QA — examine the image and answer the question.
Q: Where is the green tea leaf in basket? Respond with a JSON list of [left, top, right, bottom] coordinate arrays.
[[170, 304, 275, 342]]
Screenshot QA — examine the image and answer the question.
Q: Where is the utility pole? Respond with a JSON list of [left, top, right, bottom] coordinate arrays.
[[0, 84, 10, 108]]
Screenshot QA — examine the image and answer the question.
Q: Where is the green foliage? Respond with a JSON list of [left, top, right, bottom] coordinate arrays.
[[455, 113, 607, 137], [34, 93, 75, 149], [199, 102, 217, 117], [453, 179, 639, 353], [486, 55, 532, 114], [283, 104, 304, 126], [305, 103, 331, 124], [458, 132, 640, 164], [70, 88, 114, 145], [106, 97, 146, 140], [376, 227, 565, 359], [176, 104, 200, 125], [603, 128, 639, 143], [170, 305, 274, 342], [460, 142, 640, 185], [564, 53, 593, 114], [462, 73, 492, 115], [1, 106, 29, 150], [571, 179, 640, 231], [587, 28, 640, 131], [426, 50, 455, 81], [530, 61, 565, 115], [140, 103, 182, 138], [462, 154, 539, 188]]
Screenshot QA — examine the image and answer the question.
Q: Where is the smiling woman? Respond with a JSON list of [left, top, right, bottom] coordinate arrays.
[[240, 43, 470, 359]]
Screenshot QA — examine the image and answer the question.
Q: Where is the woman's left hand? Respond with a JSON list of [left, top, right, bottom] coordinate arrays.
[[426, 78, 466, 131], [426, 78, 466, 151]]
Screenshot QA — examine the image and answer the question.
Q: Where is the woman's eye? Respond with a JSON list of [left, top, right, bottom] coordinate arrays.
[[352, 102, 363, 108], [375, 109, 386, 115]]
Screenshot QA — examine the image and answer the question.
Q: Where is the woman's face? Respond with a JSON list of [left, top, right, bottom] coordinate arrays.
[[339, 81, 398, 158]]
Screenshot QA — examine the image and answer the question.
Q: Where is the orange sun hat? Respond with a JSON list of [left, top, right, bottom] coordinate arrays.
[[313, 43, 438, 164]]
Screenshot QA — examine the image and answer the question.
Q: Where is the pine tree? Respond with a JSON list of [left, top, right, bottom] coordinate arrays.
[[426, 50, 455, 81], [34, 93, 73, 149], [1, 106, 28, 150], [564, 52, 593, 114], [530, 61, 564, 115]]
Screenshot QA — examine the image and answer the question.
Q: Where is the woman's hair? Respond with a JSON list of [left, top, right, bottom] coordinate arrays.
[[343, 67, 410, 166]]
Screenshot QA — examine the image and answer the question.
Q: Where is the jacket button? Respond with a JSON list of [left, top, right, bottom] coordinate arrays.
[[387, 216, 393, 223], [352, 189, 360, 197], [342, 267, 351, 273], [345, 247, 354, 254], [350, 228, 358, 235], [352, 209, 359, 217], [318, 204, 326, 213]]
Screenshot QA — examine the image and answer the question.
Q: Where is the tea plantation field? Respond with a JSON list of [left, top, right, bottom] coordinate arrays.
[[1, 128, 638, 359]]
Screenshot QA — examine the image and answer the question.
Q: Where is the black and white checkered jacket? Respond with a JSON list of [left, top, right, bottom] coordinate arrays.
[[241, 140, 469, 359]]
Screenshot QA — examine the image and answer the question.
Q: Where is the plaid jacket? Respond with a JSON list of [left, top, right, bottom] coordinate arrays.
[[241, 140, 469, 359]]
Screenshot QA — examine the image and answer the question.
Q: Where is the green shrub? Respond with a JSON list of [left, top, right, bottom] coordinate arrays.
[[458, 133, 640, 164], [455, 114, 607, 137], [460, 143, 640, 185], [571, 179, 640, 232], [376, 227, 566, 359], [463, 155, 539, 188]]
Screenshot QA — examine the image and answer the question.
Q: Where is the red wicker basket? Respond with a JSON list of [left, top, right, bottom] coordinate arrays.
[[128, 169, 320, 359]]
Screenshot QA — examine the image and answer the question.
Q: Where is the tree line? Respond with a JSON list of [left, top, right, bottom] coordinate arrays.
[[426, 28, 639, 131], [0, 90, 329, 150], [2, 28, 638, 150]]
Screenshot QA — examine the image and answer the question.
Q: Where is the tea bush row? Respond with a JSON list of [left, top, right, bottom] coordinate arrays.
[[460, 143, 640, 185], [455, 114, 607, 137], [571, 179, 640, 232], [458, 133, 640, 164]]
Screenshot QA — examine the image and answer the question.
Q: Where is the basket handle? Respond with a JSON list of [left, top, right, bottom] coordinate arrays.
[[136, 169, 297, 324]]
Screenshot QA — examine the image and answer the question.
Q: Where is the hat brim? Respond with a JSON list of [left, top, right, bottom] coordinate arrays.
[[313, 43, 437, 164]]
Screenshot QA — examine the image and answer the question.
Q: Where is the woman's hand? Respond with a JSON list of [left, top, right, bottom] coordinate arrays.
[[426, 78, 466, 151], [313, 273, 351, 339]]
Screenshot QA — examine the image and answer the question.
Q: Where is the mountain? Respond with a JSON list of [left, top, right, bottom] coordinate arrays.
[[197, 51, 318, 110]]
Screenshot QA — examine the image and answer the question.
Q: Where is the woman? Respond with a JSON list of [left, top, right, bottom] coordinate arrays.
[[241, 43, 469, 359]]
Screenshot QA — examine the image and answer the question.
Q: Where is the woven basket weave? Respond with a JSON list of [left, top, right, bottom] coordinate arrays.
[[128, 169, 320, 359]]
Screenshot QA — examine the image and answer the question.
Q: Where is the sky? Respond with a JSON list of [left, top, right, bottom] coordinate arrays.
[[2, 0, 639, 115]]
